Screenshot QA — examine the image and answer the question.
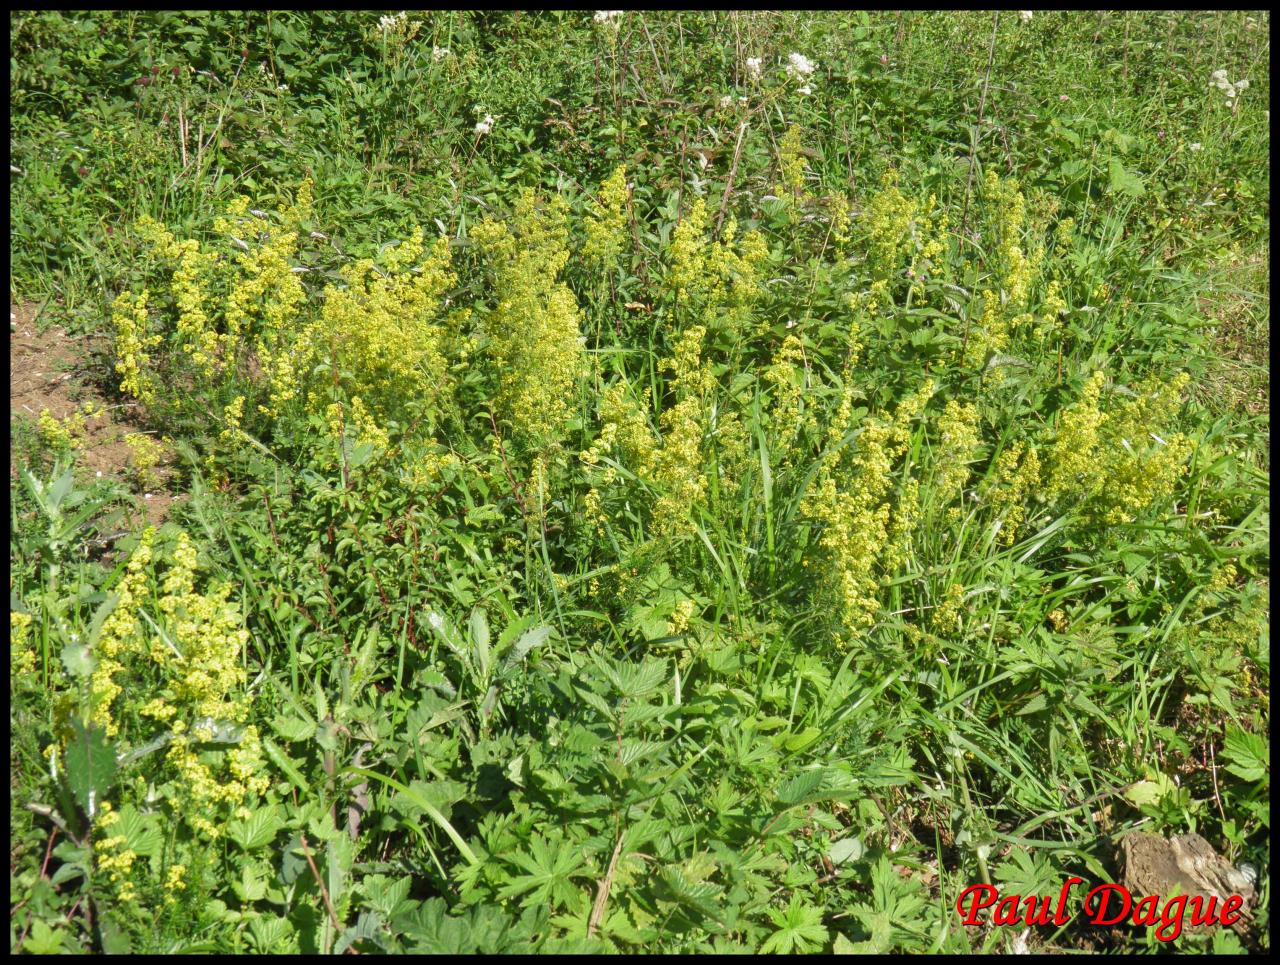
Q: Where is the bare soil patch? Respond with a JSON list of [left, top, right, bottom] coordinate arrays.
[[10, 302, 180, 527]]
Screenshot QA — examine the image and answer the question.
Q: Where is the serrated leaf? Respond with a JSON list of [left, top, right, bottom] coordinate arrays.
[[500, 625, 552, 676], [469, 608, 491, 680], [64, 718, 117, 818], [271, 714, 316, 743], [335, 911, 387, 954], [228, 803, 284, 851], [1222, 727, 1268, 783]]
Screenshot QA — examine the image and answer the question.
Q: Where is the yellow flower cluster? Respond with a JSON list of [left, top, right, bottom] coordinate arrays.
[[1045, 371, 1195, 524], [85, 529, 270, 841], [964, 289, 1008, 367], [94, 803, 139, 903], [36, 407, 87, 450], [931, 582, 966, 633], [983, 442, 1042, 545], [11, 611, 36, 676], [863, 171, 917, 283], [763, 334, 813, 464], [960, 172, 1048, 367], [305, 226, 455, 448], [581, 380, 657, 534], [666, 198, 768, 331], [90, 527, 156, 737], [213, 188, 312, 417], [652, 326, 714, 539], [583, 164, 630, 271], [124, 432, 165, 490], [776, 125, 807, 199], [933, 400, 982, 515], [804, 380, 935, 644], [120, 183, 316, 420], [219, 394, 246, 445], [135, 217, 223, 376], [669, 598, 696, 636], [860, 174, 947, 303], [472, 190, 585, 455], [1036, 278, 1068, 341], [110, 290, 160, 404], [828, 194, 853, 254], [983, 170, 1043, 312]]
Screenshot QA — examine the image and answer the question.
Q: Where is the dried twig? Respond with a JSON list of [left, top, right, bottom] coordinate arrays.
[[588, 830, 626, 938]]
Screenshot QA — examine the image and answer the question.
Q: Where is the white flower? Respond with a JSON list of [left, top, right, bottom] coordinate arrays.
[[427, 612, 444, 631], [1189, 142, 1203, 152], [1210, 69, 1247, 102], [594, 10, 623, 24], [378, 12, 405, 32], [719, 94, 734, 108], [745, 56, 762, 80], [796, 84, 812, 96], [1019, 11, 1033, 22], [785, 52, 816, 79], [475, 113, 495, 135], [432, 46, 451, 61]]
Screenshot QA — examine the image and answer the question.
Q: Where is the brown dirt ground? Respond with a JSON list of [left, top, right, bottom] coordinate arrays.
[[10, 301, 181, 527]]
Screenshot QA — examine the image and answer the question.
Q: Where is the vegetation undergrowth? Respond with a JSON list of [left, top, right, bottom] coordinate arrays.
[[10, 10, 1268, 954]]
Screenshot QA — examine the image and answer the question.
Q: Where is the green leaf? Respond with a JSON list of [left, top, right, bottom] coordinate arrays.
[[63, 718, 117, 818], [469, 608, 491, 680], [1108, 157, 1145, 197], [23, 918, 65, 955], [828, 836, 865, 866], [1222, 727, 1268, 784], [496, 834, 590, 911], [760, 896, 829, 954], [271, 714, 316, 743], [228, 803, 285, 851]]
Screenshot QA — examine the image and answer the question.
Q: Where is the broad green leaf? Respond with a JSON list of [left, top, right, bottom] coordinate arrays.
[[64, 718, 117, 818]]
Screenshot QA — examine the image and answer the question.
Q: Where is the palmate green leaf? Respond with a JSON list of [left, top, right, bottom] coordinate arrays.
[[760, 896, 830, 954], [23, 918, 66, 955], [247, 915, 298, 954], [496, 833, 591, 912], [994, 846, 1059, 897], [616, 657, 669, 700], [113, 803, 164, 857], [848, 855, 930, 953], [270, 713, 316, 743]]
